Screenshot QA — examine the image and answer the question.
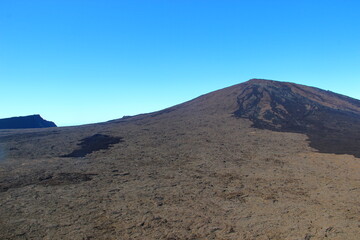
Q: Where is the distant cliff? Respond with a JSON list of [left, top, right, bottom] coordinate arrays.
[[0, 115, 57, 129]]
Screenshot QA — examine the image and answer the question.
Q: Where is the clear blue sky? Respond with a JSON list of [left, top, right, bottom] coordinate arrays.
[[1, 0, 359, 126]]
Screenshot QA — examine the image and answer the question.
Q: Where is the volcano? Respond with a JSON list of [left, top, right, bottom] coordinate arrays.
[[1, 79, 360, 239]]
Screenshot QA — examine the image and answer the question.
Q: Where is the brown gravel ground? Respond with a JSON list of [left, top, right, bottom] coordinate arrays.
[[1, 82, 360, 239]]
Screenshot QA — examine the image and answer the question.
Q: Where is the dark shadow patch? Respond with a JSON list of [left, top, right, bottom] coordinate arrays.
[[0, 172, 97, 192], [61, 134, 123, 158], [234, 83, 360, 158], [38, 173, 98, 186]]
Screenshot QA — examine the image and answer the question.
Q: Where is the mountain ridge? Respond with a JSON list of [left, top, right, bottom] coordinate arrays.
[[0, 114, 57, 129]]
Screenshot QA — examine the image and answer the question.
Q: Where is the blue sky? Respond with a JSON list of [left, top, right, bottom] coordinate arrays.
[[1, 0, 359, 126]]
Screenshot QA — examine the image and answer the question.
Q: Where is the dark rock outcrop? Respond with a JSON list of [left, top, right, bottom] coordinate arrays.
[[234, 79, 360, 157], [61, 134, 123, 158], [0, 114, 56, 129]]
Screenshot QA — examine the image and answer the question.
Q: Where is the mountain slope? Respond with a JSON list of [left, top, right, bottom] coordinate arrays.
[[233, 79, 360, 157], [1, 79, 360, 239]]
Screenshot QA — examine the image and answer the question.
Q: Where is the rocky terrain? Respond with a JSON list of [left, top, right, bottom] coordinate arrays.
[[234, 79, 360, 157], [1, 79, 360, 239], [0, 114, 56, 129]]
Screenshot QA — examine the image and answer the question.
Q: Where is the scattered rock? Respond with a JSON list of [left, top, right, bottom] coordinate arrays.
[[113, 172, 130, 177], [304, 233, 312, 240]]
